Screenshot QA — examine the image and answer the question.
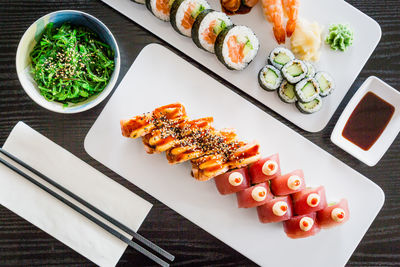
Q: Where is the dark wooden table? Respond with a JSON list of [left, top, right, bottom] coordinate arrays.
[[1, 0, 399, 266]]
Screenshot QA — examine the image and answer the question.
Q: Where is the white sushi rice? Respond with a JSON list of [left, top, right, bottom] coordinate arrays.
[[149, 0, 171, 21], [175, 0, 210, 37], [197, 11, 232, 53], [221, 26, 259, 70]]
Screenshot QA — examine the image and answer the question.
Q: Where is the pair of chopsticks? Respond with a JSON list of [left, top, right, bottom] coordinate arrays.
[[0, 147, 174, 267]]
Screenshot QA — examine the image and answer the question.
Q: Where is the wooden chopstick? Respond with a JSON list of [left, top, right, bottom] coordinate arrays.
[[0, 148, 172, 267]]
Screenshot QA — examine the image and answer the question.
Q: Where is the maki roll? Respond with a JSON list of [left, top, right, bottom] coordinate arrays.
[[270, 169, 305, 196], [214, 167, 251, 195], [215, 25, 259, 70], [295, 77, 320, 103], [268, 47, 295, 70], [146, 0, 176, 21], [292, 186, 328, 215], [278, 80, 297, 103], [258, 65, 282, 91], [281, 59, 307, 84], [170, 0, 210, 37], [283, 213, 321, 239], [296, 96, 323, 114], [248, 153, 281, 184], [257, 196, 293, 223], [317, 199, 350, 229], [315, 71, 335, 97], [304, 61, 316, 78], [236, 182, 273, 208], [191, 10, 232, 53], [131, 0, 146, 4]]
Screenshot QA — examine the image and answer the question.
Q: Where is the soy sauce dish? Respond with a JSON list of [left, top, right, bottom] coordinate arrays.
[[16, 10, 120, 113], [331, 76, 400, 166]]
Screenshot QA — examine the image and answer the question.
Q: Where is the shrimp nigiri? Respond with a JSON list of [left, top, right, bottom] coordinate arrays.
[[261, 0, 286, 44], [282, 0, 300, 37]]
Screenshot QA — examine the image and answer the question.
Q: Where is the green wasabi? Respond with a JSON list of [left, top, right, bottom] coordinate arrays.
[[325, 24, 354, 52]]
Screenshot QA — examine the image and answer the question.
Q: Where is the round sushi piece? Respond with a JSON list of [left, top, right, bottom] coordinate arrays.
[[248, 153, 281, 184], [214, 167, 251, 195], [281, 59, 307, 84], [170, 0, 210, 37], [315, 71, 335, 97], [283, 212, 321, 239], [296, 95, 323, 114], [215, 25, 260, 71], [292, 186, 328, 215], [317, 198, 350, 229], [146, 0, 175, 21], [270, 169, 305, 196], [257, 196, 293, 223], [131, 0, 146, 4], [295, 77, 320, 103], [268, 47, 295, 70], [191, 10, 232, 53], [304, 61, 316, 78], [258, 65, 283, 91], [278, 80, 297, 103], [236, 182, 273, 208]]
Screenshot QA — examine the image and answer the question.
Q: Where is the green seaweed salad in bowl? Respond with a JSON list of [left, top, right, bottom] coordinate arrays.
[[16, 10, 120, 113]]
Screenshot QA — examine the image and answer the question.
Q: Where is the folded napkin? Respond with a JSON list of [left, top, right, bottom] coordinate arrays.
[[0, 122, 152, 266]]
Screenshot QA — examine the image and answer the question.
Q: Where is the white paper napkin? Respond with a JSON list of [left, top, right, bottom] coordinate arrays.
[[0, 122, 153, 266]]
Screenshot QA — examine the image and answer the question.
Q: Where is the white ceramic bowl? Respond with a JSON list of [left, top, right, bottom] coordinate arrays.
[[16, 10, 121, 113]]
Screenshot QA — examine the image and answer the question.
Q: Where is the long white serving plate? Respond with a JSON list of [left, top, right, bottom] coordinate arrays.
[[85, 44, 384, 267], [101, 0, 381, 132]]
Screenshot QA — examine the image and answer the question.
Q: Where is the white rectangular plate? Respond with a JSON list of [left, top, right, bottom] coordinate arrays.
[[101, 0, 381, 132], [85, 44, 384, 267]]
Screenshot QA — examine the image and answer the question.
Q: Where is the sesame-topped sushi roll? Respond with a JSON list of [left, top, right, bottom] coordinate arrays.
[[191, 10, 233, 53], [214, 167, 251, 195], [215, 25, 259, 71], [283, 212, 321, 239], [146, 0, 176, 21], [270, 169, 305, 196], [236, 182, 273, 208], [248, 153, 281, 184], [257, 196, 293, 223], [292, 186, 327, 215], [317, 198, 350, 229], [170, 0, 210, 37]]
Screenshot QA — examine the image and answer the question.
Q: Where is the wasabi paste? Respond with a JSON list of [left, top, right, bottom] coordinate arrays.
[[325, 24, 354, 52]]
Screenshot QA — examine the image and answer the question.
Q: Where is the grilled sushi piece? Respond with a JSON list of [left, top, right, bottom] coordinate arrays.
[[227, 140, 261, 169]]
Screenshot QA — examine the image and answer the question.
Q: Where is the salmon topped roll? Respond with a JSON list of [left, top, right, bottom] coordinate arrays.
[[146, 0, 176, 21], [227, 140, 261, 169], [317, 198, 349, 229]]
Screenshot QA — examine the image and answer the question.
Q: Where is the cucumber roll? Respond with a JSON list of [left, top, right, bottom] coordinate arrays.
[[215, 25, 259, 70], [281, 59, 307, 83], [296, 96, 323, 114], [268, 47, 295, 70], [258, 65, 282, 91], [191, 10, 232, 53], [315, 71, 335, 97], [170, 0, 210, 37], [304, 61, 316, 78], [146, 0, 176, 21], [278, 80, 297, 103], [295, 78, 320, 103], [131, 0, 145, 5]]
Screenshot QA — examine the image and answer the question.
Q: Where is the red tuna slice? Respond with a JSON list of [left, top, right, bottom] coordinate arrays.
[[292, 186, 327, 215], [214, 167, 251, 195], [257, 196, 293, 223], [317, 198, 350, 229], [236, 182, 273, 208], [283, 212, 321, 239], [270, 169, 305, 196], [248, 153, 281, 184]]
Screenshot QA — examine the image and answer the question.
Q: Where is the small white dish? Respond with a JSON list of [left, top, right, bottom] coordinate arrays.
[[331, 76, 400, 166]]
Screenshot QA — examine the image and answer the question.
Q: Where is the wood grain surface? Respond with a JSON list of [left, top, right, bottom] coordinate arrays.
[[0, 0, 399, 266]]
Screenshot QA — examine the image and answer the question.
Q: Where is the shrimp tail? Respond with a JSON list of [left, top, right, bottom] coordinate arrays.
[[286, 19, 297, 37], [273, 25, 286, 44]]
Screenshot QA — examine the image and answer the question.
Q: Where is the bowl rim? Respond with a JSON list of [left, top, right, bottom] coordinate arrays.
[[16, 9, 121, 114]]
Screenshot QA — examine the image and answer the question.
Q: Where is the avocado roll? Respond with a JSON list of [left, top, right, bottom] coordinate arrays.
[[304, 61, 316, 78], [131, 0, 145, 5], [146, 0, 175, 21], [191, 10, 232, 53], [258, 65, 282, 91], [170, 0, 210, 37], [268, 47, 295, 70], [315, 71, 335, 97], [296, 96, 323, 114], [281, 59, 307, 84], [295, 78, 320, 103], [278, 80, 297, 103], [215, 25, 259, 70]]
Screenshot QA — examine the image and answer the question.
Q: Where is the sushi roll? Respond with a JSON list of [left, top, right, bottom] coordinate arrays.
[[257, 196, 293, 223], [283, 213, 321, 239], [236, 182, 273, 208], [214, 167, 251, 195], [296, 96, 323, 114], [258, 65, 283, 91], [191, 154, 230, 181], [248, 153, 281, 184], [215, 25, 260, 71], [270, 169, 305, 196], [268, 47, 295, 70], [146, 0, 176, 21], [278, 80, 297, 103], [191, 10, 233, 53], [131, 0, 146, 4], [170, 0, 210, 37], [294, 77, 320, 103], [317, 198, 350, 229], [227, 141, 261, 169], [304, 61, 316, 78], [315, 71, 335, 97], [281, 59, 307, 84], [292, 186, 328, 215]]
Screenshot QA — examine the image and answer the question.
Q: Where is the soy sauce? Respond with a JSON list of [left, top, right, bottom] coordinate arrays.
[[342, 91, 395, 151]]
